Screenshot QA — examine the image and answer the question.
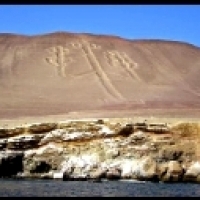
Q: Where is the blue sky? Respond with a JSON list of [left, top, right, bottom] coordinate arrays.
[[0, 5, 200, 47]]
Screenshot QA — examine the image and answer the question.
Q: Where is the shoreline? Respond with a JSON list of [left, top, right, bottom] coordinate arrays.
[[0, 117, 200, 183]]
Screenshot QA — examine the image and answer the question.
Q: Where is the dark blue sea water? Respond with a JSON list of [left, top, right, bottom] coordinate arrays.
[[0, 179, 199, 197]]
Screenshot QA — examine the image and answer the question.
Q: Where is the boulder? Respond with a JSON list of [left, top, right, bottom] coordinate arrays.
[[63, 167, 74, 181], [13, 172, 26, 179], [28, 123, 57, 134], [106, 168, 121, 180], [136, 157, 158, 181], [40, 171, 53, 179], [156, 163, 168, 179], [90, 169, 107, 180], [96, 119, 104, 124], [53, 172, 64, 179], [71, 167, 90, 181], [117, 124, 133, 137], [131, 131, 146, 140], [183, 162, 200, 182], [120, 160, 133, 179], [160, 172, 171, 183], [167, 160, 183, 182], [16, 171, 31, 179], [157, 161, 184, 183]]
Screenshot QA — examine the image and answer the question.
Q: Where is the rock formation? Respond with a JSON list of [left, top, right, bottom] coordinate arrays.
[[0, 119, 200, 183]]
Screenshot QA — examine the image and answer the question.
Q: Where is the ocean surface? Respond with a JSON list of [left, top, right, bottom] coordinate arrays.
[[0, 179, 199, 197]]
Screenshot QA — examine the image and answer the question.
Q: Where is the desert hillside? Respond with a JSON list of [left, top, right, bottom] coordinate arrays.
[[0, 32, 200, 119]]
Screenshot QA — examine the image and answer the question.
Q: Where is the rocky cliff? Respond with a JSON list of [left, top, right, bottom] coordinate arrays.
[[1, 118, 200, 183]]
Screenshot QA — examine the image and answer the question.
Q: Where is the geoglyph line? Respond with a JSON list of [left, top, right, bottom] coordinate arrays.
[[104, 50, 141, 82], [70, 40, 125, 101], [69, 70, 96, 79], [46, 46, 74, 78], [104, 51, 120, 66], [46, 57, 59, 76], [116, 51, 141, 82]]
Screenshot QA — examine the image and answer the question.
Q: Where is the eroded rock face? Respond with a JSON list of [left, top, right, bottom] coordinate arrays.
[[0, 119, 199, 182], [23, 143, 64, 175], [167, 161, 183, 181], [28, 123, 58, 134], [160, 161, 184, 182], [6, 135, 43, 150], [0, 128, 25, 139], [157, 149, 183, 162], [0, 151, 24, 177], [133, 157, 158, 181], [157, 162, 168, 180], [183, 162, 200, 182]]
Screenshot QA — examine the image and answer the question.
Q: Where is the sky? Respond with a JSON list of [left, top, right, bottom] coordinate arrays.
[[0, 5, 200, 47]]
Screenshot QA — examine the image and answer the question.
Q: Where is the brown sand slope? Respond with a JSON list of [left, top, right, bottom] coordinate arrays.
[[1, 32, 200, 119]]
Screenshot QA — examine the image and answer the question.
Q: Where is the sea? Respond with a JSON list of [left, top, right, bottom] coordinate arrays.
[[0, 179, 199, 197]]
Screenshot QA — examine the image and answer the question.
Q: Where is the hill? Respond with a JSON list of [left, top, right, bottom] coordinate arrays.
[[1, 32, 200, 120]]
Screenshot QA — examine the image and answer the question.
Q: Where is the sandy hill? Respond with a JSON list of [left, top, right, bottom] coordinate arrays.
[[0, 32, 200, 120]]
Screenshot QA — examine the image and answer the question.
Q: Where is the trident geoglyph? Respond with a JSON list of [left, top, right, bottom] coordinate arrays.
[[70, 40, 125, 100], [46, 46, 74, 78]]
